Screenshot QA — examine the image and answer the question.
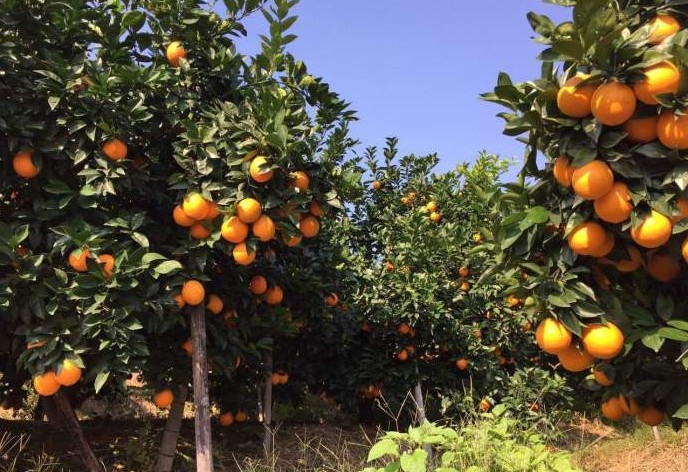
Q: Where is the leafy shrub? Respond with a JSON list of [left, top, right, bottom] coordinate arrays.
[[362, 408, 579, 472]]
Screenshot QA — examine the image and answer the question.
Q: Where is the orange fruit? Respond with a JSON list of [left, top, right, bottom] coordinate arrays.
[[219, 412, 234, 427], [398, 322, 411, 335], [182, 193, 211, 220], [233, 242, 256, 266], [299, 216, 320, 238], [553, 156, 577, 188], [657, 109, 688, 149], [648, 15, 681, 45], [189, 222, 211, 239], [647, 253, 681, 282], [252, 215, 276, 242], [249, 156, 273, 183], [616, 246, 643, 272], [13, 150, 39, 178], [592, 263, 612, 290], [98, 254, 115, 278], [206, 294, 224, 315], [33, 371, 61, 396], [633, 61, 680, 105], [236, 198, 262, 224], [429, 211, 442, 223], [594, 366, 614, 386], [372, 180, 381, 190], [69, 248, 90, 272], [204, 201, 220, 221], [102, 138, 128, 161], [153, 389, 174, 409], [625, 115, 659, 143], [567, 221, 608, 256], [601, 397, 626, 421], [271, 372, 281, 385], [278, 372, 289, 384], [249, 275, 268, 295], [397, 349, 409, 361], [459, 281, 470, 292], [594, 181, 633, 223], [174, 293, 185, 309], [283, 233, 302, 247], [166, 41, 186, 67], [637, 404, 665, 426], [535, 318, 572, 354], [310, 201, 325, 217], [479, 398, 492, 412], [455, 358, 469, 370], [591, 81, 637, 126], [571, 160, 614, 200], [425, 201, 438, 213], [682, 236, 688, 263], [290, 171, 310, 191], [181, 280, 205, 306], [182, 338, 192, 356], [173, 205, 196, 227], [630, 210, 672, 248], [325, 293, 339, 306], [582, 323, 624, 360], [617, 395, 632, 415], [265, 285, 283, 305], [459, 266, 470, 278], [673, 197, 688, 223], [55, 359, 82, 386], [235, 411, 247, 423], [221, 217, 249, 243], [557, 344, 594, 372], [557, 75, 597, 118]]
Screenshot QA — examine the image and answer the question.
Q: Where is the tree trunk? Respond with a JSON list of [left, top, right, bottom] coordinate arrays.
[[191, 304, 214, 472], [154, 384, 189, 472], [262, 352, 274, 460], [413, 382, 426, 424], [52, 391, 102, 472]]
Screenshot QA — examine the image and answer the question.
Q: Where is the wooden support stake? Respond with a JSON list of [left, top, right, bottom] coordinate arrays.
[[191, 304, 214, 472], [155, 384, 189, 472]]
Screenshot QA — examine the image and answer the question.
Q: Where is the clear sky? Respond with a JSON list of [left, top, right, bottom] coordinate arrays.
[[235, 1, 571, 180]]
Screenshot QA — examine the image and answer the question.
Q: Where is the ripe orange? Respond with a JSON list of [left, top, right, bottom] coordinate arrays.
[[252, 215, 276, 242], [682, 236, 688, 263], [291, 171, 310, 191], [557, 344, 594, 372], [594, 366, 614, 386], [69, 248, 90, 272], [271, 372, 281, 385], [235, 411, 248, 423], [479, 398, 492, 412], [673, 197, 688, 223], [455, 358, 469, 370], [221, 217, 249, 243], [33, 371, 60, 396], [325, 293, 339, 306], [616, 246, 643, 272], [557, 75, 597, 118], [630, 210, 672, 248], [624, 115, 659, 143], [174, 293, 185, 309], [594, 181, 633, 223], [166, 41, 186, 67], [458, 266, 470, 278], [189, 222, 211, 239], [249, 156, 273, 183], [601, 396, 625, 421], [592, 264, 611, 290], [372, 180, 381, 190], [425, 201, 438, 213], [299, 216, 320, 238], [310, 200, 325, 217], [233, 242, 256, 266], [553, 156, 577, 188], [648, 15, 681, 45], [236, 198, 262, 223], [173, 205, 197, 227], [283, 233, 302, 247], [633, 61, 680, 105], [182, 338, 193, 356], [204, 201, 220, 221], [459, 281, 470, 292], [219, 412, 234, 427], [657, 109, 688, 149], [13, 150, 39, 178], [398, 322, 411, 335], [591, 81, 637, 126], [617, 395, 632, 415], [647, 253, 681, 282], [567, 221, 608, 256], [397, 349, 409, 361], [265, 285, 283, 305], [181, 280, 205, 306], [249, 275, 268, 295], [102, 138, 128, 161], [206, 294, 224, 315], [571, 160, 614, 200], [55, 359, 82, 386], [98, 254, 115, 278], [581, 323, 624, 359], [637, 404, 665, 426], [429, 211, 442, 223], [535, 318, 572, 354], [153, 389, 174, 409], [183, 193, 211, 220], [277, 371, 289, 384]]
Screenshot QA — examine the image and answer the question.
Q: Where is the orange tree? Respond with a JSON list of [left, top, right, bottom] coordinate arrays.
[[0, 0, 355, 468], [296, 138, 563, 421], [482, 0, 688, 429]]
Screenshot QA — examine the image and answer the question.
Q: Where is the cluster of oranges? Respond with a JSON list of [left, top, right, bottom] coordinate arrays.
[[218, 410, 248, 427], [423, 200, 442, 223], [359, 384, 382, 399], [458, 265, 471, 292], [33, 359, 83, 396], [271, 371, 289, 385], [68, 248, 116, 278], [396, 322, 417, 362]]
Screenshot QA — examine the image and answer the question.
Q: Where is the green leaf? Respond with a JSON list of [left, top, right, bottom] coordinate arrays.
[[367, 438, 400, 461], [400, 449, 427, 472], [672, 403, 688, 419], [94, 370, 110, 393], [526, 206, 550, 224], [154, 260, 183, 275]]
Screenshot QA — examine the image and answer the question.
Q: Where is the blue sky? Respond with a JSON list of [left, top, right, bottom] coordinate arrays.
[[235, 1, 570, 180]]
